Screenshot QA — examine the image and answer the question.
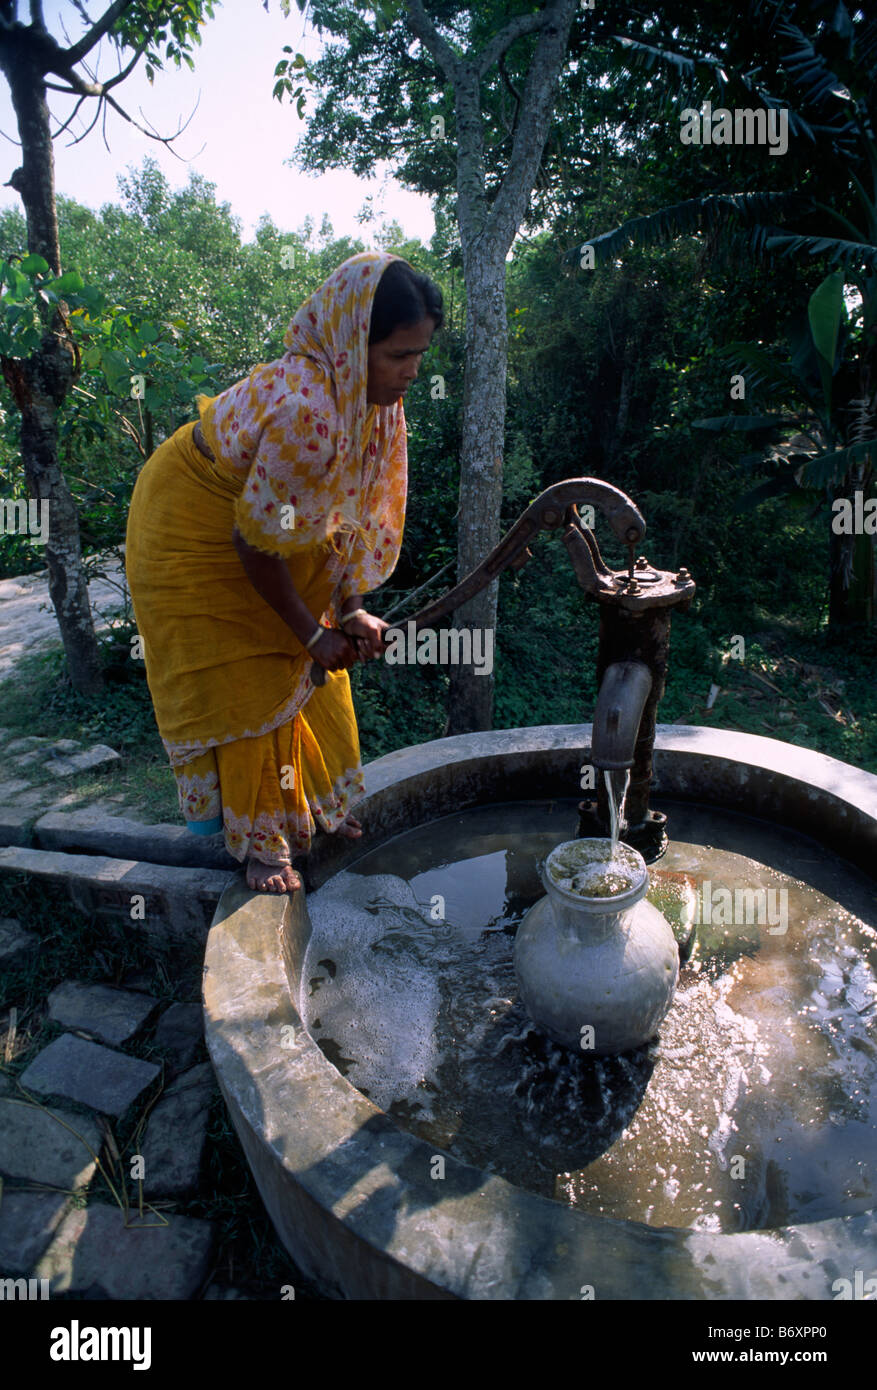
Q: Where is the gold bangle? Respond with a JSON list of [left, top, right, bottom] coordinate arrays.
[[305, 625, 325, 651], [339, 608, 369, 626]]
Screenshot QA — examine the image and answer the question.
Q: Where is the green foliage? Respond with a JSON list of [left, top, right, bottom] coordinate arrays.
[[565, 3, 877, 629], [107, 0, 219, 83], [1, 0, 875, 784], [0, 240, 228, 441], [272, 44, 313, 115], [0, 255, 95, 356], [0, 163, 380, 579]]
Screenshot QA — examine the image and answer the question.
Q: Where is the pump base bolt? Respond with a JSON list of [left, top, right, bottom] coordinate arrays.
[[576, 801, 668, 863]]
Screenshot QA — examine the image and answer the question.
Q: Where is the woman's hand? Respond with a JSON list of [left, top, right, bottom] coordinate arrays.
[[310, 627, 358, 671], [343, 612, 388, 661]]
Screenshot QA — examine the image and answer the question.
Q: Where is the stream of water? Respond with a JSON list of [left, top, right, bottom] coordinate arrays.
[[605, 768, 630, 858]]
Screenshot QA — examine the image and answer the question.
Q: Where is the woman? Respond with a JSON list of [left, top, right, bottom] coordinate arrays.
[[125, 251, 442, 893]]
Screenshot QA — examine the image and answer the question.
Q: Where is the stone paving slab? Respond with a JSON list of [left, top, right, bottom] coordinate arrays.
[[35, 1202, 215, 1300], [0, 784, 68, 848], [52, 746, 121, 777], [0, 846, 236, 940], [3, 735, 120, 778], [47, 981, 159, 1046], [0, 1096, 101, 1190], [18, 1033, 160, 1119], [141, 1062, 215, 1197], [0, 1191, 70, 1272], [5, 736, 62, 756], [35, 808, 237, 869], [25, 744, 120, 778], [151, 1002, 204, 1073], [0, 777, 39, 799], [0, 916, 38, 968]]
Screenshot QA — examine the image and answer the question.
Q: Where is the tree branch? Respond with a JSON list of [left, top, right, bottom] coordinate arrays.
[[101, 30, 153, 91], [406, 0, 497, 248], [490, 0, 579, 250], [39, 7, 171, 108], [43, 50, 199, 152], [74, 92, 104, 146], [405, 0, 460, 82], [497, 52, 521, 137], [477, 9, 548, 79], [51, 92, 88, 140], [136, 96, 204, 154], [65, 0, 131, 66]]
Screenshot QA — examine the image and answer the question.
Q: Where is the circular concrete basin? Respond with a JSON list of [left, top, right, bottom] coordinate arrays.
[[203, 726, 877, 1300]]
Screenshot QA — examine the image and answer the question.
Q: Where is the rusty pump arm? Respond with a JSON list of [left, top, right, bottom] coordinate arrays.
[[391, 478, 648, 630], [311, 478, 647, 684], [312, 478, 695, 864]]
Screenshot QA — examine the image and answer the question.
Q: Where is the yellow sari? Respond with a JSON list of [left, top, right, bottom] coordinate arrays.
[[125, 252, 408, 867]]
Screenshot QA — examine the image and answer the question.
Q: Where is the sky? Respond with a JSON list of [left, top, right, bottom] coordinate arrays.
[[0, 0, 436, 247]]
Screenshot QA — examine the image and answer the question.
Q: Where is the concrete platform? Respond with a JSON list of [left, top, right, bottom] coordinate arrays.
[[33, 808, 237, 870], [0, 845, 236, 941], [203, 725, 877, 1300]]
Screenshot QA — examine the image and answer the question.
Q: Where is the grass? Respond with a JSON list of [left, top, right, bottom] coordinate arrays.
[[0, 622, 178, 823], [660, 619, 877, 771]]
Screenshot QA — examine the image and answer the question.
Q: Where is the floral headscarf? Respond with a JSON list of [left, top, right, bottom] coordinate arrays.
[[197, 250, 409, 600]]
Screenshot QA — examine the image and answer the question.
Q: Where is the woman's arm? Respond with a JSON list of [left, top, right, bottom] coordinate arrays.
[[338, 591, 389, 660], [340, 593, 368, 617], [232, 527, 356, 670]]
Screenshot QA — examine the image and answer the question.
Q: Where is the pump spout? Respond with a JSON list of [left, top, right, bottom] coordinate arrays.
[[591, 661, 653, 771]]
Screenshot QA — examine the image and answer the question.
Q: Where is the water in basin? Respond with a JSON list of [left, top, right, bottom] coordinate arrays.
[[300, 799, 877, 1233]]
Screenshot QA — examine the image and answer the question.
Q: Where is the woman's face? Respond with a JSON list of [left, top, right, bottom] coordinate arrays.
[[366, 316, 436, 406]]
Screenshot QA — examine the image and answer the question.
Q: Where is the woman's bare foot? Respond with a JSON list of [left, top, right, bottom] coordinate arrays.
[[246, 858, 302, 894], [336, 813, 362, 840]]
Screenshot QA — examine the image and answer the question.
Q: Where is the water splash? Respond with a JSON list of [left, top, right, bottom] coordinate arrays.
[[301, 801, 877, 1233]]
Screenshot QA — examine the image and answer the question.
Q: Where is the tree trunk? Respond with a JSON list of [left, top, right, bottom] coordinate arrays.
[[0, 43, 103, 693], [410, 0, 579, 734], [446, 246, 507, 733], [2, 351, 103, 693], [828, 477, 874, 629]]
